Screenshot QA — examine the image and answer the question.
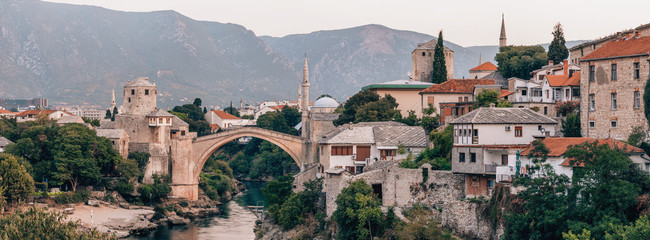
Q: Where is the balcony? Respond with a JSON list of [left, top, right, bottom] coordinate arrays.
[[484, 164, 498, 174]]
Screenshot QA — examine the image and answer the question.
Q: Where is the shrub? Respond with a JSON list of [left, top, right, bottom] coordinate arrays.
[[54, 190, 90, 204], [138, 174, 171, 204]]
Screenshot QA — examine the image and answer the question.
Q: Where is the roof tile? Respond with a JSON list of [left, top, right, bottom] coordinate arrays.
[[420, 79, 495, 94], [581, 36, 650, 60]]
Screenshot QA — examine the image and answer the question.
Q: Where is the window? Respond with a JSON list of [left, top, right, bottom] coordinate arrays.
[[611, 64, 617, 81], [145, 89, 149, 95], [332, 146, 353, 155], [128, 97, 131, 103], [538, 75, 544, 81], [611, 121, 617, 128], [546, 89, 550, 99], [131, 89, 135, 95], [611, 93, 617, 110], [458, 97, 462, 102], [589, 65, 595, 82], [464, 96, 469, 102], [380, 149, 395, 159], [573, 88, 580, 97], [634, 62, 640, 79], [565, 89, 570, 99], [470, 153, 477, 162], [531, 88, 542, 97], [589, 94, 595, 111], [544, 107, 548, 115], [427, 96, 434, 105], [422, 52, 425, 56], [473, 129, 479, 137], [521, 89, 527, 96], [635, 91, 641, 109], [501, 154, 508, 165], [459, 153, 466, 162], [514, 126, 522, 137], [589, 121, 595, 128]]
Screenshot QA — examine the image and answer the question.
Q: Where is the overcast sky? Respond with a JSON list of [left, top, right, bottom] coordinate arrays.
[[45, 0, 650, 47]]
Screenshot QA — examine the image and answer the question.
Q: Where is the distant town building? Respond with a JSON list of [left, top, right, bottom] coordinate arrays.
[[0, 109, 16, 119], [411, 38, 454, 81], [578, 31, 650, 140], [205, 110, 255, 130], [15, 110, 74, 123], [0, 98, 48, 109], [362, 80, 433, 118], [469, 62, 498, 79], [449, 107, 557, 197]]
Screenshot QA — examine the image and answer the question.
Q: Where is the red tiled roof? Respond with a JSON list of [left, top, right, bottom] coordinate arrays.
[[546, 72, 580, 87], [420, 79, 496, 94], [209, 124, 220, 130], [581, 36, 650, 61], [470, 62, 498, 71], [16, 110, 58, 117], [270, 105, 287, 110], [499, 89, 514, 99], [521, 137, 644, 158], [0, 110, 15, 114], [211, 110, 241, 120]]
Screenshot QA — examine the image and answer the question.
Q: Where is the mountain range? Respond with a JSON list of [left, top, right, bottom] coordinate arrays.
[[0, 1, 587, 108]]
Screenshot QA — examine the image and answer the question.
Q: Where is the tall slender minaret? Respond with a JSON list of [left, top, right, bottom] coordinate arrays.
[[298, 85, 302, 112], [110, 88, 116, 110], [499, 14, 507, 48], [301, 54, 310, 139]]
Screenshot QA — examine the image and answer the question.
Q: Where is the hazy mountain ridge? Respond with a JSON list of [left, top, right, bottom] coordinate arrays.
[[0, 1, 590, 107]]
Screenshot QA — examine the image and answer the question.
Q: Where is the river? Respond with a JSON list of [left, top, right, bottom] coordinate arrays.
[[132, 181, 267, 240]]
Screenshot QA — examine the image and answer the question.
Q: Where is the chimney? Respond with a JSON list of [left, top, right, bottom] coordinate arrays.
[[489, 103, 496, 108], [635, 30, 641, 38], [563, 59, 569, 76], [548, 60, 554, 66], [627, 32, 633, 39], [617, 32, 622, 41]]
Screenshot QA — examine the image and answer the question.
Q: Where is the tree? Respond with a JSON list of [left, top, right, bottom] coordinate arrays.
[[627, 126, 647, 147], [353, 96, 400, 123], [431, 30, 448, 84], [203, 106, 207, 114], [561, 113, 582, 137], [0, 208, 115, 239], [317, 94, 332, 100], [474, 89, 500, 108], [333, 179, 385, 240], [548, 23, 569, 64], [105, 109, 111, 119], [193, 98, 202, 107], [111, 106, 118, 121], [0, 154, 34, 203], [556, 100, 580, 117], [334, 90, 380, 126], [495, 45, 548, 79], [223, 106, 240, 117]]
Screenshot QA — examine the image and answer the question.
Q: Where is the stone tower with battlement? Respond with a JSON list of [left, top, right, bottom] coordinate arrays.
[[122, 77, 157, 116], [411, 38, 454, 82], [499, 14, 507, 48]]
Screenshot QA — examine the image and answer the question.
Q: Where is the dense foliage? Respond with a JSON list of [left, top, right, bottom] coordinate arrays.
[[333, 179, 389, 239], [263, 177, 324, 230], [0, 153, 34, 203], [0, 207, 115, 239], [199, 155, 234, 202], [561, 113, 582, 137], [431, 30, 448, 84], [495, 45, 548, 79], [138, 174, 172, 204], [171, 103, 210, 136], [501, 141, 650, 240], [548, 23, 569, 64], [556, 100, 580, 117], [400, 126, 452, 170], [390, 204, 454, 240]]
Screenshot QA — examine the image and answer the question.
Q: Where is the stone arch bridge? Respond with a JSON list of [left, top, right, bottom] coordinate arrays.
[[169, 127, 309, 200]]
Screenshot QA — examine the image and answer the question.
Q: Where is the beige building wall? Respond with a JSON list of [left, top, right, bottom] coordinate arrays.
[[580, 57, 650, 140], [374, 89, 427, 117], [421, 93, 473, 117]]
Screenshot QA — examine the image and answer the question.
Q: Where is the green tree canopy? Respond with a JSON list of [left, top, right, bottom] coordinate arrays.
[[548, 22, 569, 64], [561, 113, 582, 137], [474, 89, 500, 108], [334, 90, 380, 126], [431, 30, 448, 84], [334, 90, 399, 126], [0, 208, 115, 239], [333, 179, 385, 240], [0, 153, 34, 203], [495, 45, 548, 79], [193, 98, 202, 106]]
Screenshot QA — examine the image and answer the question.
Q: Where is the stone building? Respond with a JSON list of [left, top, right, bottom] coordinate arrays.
[[411, 37, 454, 82], [569, 23, 650, 65], [579, 33, 650, 140], [99, 77, 195, 183]]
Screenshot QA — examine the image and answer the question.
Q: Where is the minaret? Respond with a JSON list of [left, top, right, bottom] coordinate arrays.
[[298, 85, 302, 111], [301, 54, 310, 139], [110, 88, 116, 110], [499, 14, 507, 48]]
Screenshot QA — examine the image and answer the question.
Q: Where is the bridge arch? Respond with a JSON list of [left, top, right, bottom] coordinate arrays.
[[190, 127, 304, 182]]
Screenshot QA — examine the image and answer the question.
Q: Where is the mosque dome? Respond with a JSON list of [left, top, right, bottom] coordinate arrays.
[[312, 97, 339, 108]]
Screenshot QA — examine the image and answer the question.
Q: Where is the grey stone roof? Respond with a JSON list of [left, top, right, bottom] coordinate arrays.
[[0, 136, 13, 147], [450, 107, 558, 125], [146, 108, 175, 117], [99, 119, 115, 129], [96, 129, 126, 139], [320, 121, 427, 148], [374, 125, 427, 148], [312, 113, 340, 121], [172, 115, 189, 127], [125, 77, 154, 87], [480, 71, 507, 88]]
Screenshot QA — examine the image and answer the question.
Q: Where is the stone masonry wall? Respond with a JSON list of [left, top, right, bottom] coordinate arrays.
[[580, 56, 650, 140]]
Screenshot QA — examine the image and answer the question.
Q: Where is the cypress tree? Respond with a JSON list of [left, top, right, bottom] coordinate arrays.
[[431, 30, 448, 84], [547, 22, 569, 64], [111, 106, 118, 121]]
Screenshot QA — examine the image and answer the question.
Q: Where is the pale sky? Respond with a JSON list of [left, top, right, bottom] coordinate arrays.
[[45, 0, 650, 47]]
